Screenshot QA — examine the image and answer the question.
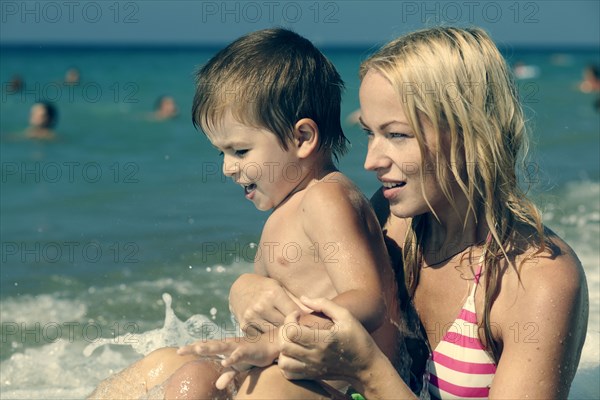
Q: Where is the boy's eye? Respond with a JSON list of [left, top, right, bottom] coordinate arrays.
[[218, 150, 248, 157]]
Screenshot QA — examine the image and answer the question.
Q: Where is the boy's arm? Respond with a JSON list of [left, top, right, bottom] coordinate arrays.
[[301, 183, 389, 332]]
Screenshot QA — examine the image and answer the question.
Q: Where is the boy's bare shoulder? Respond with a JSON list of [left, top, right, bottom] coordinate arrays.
[[301, 172, 368, 210], [299, 172, 372, 229]]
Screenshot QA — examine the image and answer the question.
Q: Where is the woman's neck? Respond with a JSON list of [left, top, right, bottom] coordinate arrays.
[[422, 196, 488, 266]]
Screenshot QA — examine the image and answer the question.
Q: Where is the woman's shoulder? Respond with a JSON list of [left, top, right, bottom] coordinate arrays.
[[493, 225, 587, 328], [510, 225, 584, 283]]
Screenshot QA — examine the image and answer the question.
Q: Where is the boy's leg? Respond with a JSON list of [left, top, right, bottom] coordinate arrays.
[[88, 347, 198, 399], [163, 359, 229, 399], [235, 364, 334, 400]]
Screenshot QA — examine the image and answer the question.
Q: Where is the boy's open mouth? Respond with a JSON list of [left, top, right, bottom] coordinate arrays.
[[244, 183, 257, 195]]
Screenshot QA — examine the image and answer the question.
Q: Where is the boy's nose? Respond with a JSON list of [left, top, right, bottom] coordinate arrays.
[[222, 156, 239, 178], [364, 137, 390, 171]]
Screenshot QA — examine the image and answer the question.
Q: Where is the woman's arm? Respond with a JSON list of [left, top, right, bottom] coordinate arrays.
[[278, 297, 417, 399]]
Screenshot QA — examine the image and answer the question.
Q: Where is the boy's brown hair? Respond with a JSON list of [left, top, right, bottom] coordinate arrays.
[[192, 28, 348, 160]]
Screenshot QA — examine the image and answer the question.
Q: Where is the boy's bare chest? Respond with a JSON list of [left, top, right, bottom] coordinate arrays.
[[256, 215, 336, 298]]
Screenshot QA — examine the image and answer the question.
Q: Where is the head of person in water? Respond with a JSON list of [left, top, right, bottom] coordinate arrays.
[[29, 101, 58, 129]]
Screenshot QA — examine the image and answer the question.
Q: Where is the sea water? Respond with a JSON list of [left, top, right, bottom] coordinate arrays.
[[0, 47, 598, 399]]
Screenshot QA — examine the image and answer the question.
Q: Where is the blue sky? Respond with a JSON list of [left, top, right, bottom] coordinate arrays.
[[1, 1, 599, 48]]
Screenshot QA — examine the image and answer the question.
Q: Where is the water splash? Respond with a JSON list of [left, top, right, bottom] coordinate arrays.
[[84, 293, 237, 357]]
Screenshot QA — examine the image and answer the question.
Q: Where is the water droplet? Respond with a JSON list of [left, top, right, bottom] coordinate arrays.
[[206, 267, 212, 272], [188, 265, 193, 269]]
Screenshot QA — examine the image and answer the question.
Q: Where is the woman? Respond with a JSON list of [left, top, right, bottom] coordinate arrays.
[[220, 27, 589, 399]]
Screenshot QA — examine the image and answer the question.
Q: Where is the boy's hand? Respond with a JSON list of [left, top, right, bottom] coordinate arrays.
[[178, 332, 280, 390], [229, 273, 301, 333]]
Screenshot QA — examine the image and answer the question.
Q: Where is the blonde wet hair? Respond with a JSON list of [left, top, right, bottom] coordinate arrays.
[[360, 26, 551, 361]]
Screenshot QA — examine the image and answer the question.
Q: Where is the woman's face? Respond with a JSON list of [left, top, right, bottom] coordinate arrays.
[[359, 70, 451, 219]]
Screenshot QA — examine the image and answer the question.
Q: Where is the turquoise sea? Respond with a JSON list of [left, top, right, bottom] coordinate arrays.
[[0, 46, 599, 398]]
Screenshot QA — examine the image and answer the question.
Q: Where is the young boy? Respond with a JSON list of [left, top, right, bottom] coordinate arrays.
[[178, 27, 404, 398], [88, 28, 404, 400]]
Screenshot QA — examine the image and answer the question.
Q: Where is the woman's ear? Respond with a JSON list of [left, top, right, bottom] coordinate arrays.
[[293, 118, 319, 159]]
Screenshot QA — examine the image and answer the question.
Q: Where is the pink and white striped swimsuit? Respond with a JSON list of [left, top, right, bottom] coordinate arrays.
[[424, 240, 497, 400]]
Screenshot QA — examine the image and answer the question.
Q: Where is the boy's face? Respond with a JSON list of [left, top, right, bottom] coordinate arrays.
[[206, 111, 302, 211]]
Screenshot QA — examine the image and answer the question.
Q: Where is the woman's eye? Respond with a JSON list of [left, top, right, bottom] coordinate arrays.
[[361, 128, 374, 137], [389, 132, 410, 139], [235, 149, 249, 156]]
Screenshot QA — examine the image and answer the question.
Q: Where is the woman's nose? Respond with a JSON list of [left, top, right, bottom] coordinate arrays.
[[364, 137, 390, 172]]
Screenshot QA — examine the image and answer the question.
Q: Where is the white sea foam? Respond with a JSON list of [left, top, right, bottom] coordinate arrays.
[[1, 291, 236, 399], [0, 294, 87, 325]]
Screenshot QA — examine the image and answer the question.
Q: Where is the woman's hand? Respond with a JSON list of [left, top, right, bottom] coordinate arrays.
[[277, 297, 380, 385], [278, 297, 417, 399], [229, 273, 302, 334]]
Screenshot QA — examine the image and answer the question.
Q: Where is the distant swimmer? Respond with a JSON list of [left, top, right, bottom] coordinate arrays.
[[152, 95, 179, 120], [5, 74, 25, 94], [64, 67, 80, 85], [513, 61, 539, 80], [25, 101, 58, 141], [345, 108, 360, 125], [579, 64, 600, 93]]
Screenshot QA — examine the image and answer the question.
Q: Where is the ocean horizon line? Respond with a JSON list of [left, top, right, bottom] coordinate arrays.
[[1, 41, 599, 54]]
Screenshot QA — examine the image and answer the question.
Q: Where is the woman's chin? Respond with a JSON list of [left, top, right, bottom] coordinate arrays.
[[389, 203, 429, 219]]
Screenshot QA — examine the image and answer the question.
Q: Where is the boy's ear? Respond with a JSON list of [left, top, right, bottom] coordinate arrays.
[[293, 118, 319, 159]]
